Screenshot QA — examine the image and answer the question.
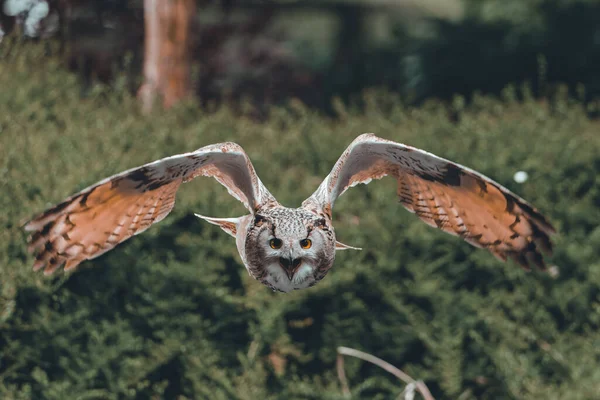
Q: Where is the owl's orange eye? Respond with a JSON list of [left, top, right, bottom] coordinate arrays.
[[300, 239, 312, 249], [269, 238, 282, 249]]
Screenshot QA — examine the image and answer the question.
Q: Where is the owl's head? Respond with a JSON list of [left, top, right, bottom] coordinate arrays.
[[245, 209, 336, 292]]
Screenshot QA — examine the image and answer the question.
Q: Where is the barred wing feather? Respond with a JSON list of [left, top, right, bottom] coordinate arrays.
[[303, 133, 555, 270], [24, 142, 276, 275]]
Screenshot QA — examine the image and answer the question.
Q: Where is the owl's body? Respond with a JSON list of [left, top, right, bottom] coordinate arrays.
[[24, 134, 556, 293]]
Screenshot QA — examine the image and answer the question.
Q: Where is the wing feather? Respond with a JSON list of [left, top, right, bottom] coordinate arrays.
[[303, 133, 555, 270], [25, 142, 277, 275]]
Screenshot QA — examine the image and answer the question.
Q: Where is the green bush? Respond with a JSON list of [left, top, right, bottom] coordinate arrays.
[[1, 43, 599, 399]]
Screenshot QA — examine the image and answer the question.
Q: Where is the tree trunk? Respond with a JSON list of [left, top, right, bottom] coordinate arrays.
[[138, 0, 195, 112]]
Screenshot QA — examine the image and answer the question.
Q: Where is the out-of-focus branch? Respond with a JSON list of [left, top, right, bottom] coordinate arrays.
[[336, 346, 435, 400], [337, 350, 351, 397]]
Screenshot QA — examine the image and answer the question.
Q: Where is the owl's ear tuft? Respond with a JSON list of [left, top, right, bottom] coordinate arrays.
[[315, 218, 328, 229], [335, 240, 362, 251], [254, 214, 268, 227], [195, 214, 241, 237]]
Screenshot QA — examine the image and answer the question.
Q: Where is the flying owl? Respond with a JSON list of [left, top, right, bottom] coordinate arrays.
[[24, 134, 555, 292]]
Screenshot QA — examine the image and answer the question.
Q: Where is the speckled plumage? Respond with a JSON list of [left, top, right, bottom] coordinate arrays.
[[241, 207, 336, 292], [24, 134, 556, 293]]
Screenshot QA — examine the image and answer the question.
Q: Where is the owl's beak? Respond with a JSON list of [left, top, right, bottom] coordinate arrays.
[[279, 257, 302, 280]]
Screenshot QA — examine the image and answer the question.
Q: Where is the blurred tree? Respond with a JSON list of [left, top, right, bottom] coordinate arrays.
[[138, 0, 196, 112]]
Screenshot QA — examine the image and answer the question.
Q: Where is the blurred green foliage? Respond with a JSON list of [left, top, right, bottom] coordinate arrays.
[[285, 0, 600, 106], [1, 42, 600, 400]]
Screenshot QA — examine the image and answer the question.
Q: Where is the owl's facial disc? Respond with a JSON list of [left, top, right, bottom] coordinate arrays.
[[244, 209, 335, 293], [265, 238, 315, 284], [259, 230, 326, 292]]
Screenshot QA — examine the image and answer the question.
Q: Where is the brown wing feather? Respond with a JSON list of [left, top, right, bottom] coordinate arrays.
[[303, 133, 555, 270], [24, 143, 277, 275]]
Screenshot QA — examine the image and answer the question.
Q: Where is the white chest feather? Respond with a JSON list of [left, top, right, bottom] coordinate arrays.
[[264, 264, 314, 293]]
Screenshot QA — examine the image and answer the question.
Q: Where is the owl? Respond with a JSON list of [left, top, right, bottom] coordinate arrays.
[[24, 134, 555, 292]]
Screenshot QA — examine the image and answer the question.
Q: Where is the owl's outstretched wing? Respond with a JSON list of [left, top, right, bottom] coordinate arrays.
[[24, 142, 277, 275], [302, 133, 555, 270]]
